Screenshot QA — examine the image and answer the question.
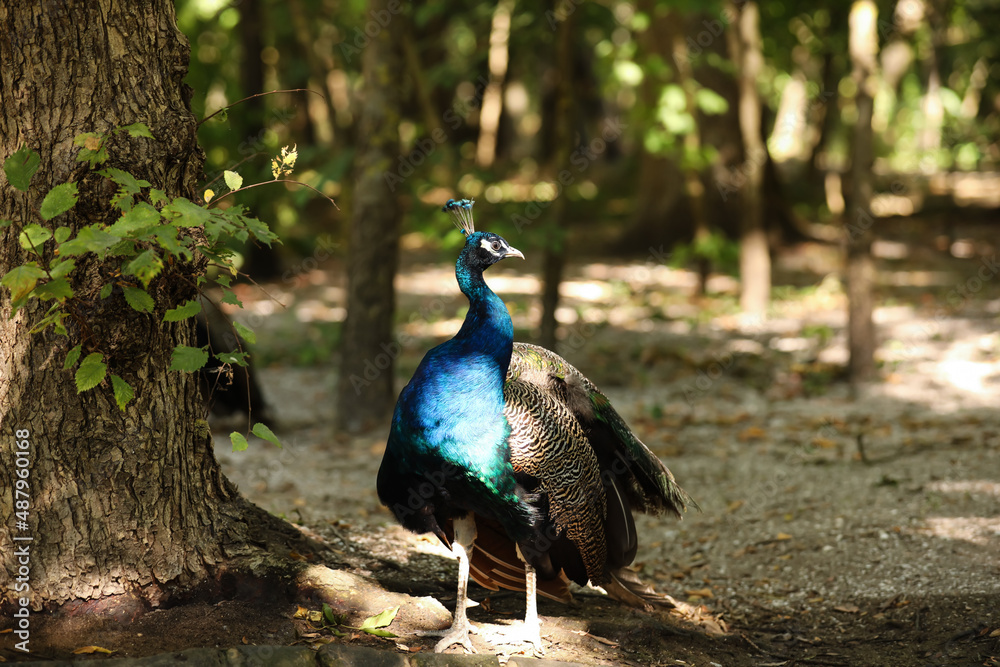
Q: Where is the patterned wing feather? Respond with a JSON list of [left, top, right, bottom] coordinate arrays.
[[510, 343, 695, 517], [504, 375, 608, 583]]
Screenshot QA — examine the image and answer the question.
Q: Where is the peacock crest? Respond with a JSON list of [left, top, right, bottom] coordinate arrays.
[[443, 198, 476, 236]]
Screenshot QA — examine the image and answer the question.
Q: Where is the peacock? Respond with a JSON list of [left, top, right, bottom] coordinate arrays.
[[376, 199, 693, 653]]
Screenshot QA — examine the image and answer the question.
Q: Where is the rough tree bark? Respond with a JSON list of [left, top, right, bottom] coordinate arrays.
[[846, 0, 879, 384], [727, 1, 770, 318], [0, 1, 444, 637], [0, 0, 296, 614], [335, 0, 402, 432]]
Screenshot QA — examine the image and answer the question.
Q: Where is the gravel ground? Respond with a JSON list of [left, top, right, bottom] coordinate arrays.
[[206, 245, 1000, 664]]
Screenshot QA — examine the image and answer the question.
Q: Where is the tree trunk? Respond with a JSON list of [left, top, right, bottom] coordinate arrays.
[[335, 0, 402, 432], [0, 0, 304, 615], [846, 0, 878, 384], [476, 0, 514, 168], [668, 13, 712, 295], [537, 3, 574, 351], [728, 1, 770, 318]]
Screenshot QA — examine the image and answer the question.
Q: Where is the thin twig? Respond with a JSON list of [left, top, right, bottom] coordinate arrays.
[[197, 88, 325, 127], [201, 152, 270, 190], [208, 179, 339, 210]]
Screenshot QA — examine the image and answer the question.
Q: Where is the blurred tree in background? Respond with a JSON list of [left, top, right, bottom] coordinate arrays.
[[174, 0, 1000, 421]]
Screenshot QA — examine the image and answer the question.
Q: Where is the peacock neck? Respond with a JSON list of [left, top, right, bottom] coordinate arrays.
[[454, 258, 514, 373]]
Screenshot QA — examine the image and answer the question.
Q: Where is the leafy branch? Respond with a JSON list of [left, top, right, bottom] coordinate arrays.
[[0, 124, 330, 450]]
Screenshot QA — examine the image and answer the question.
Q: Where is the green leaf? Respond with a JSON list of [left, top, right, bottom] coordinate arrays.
[[150, 225, 191, 260], [59, 225, 121, 257], [110, 374, 134, 411], [73, 132, 108, 167], [360, 607, 398, 632], [75, 353, 107, 392], [223, 170, 244, 191], [215, 350, 247, 366], [40, 182, 79, 220], [124, 249, 163, 287], [163, 298, 202, 322], [233, 320, 255, 344], [97, 167, 150, 193], [54, 226, 71, 243], [49, 258, 76, 280], [0, 219, 11, 228], [162, 197, 212, 228], [252, 422, 281, 448], [215, 273, 233, 288], [242, 214, 278, 247], [220, 289, 243, 308], [169, 345, 208, 372], [361, 628, 397, 638], [230, 431, 249, 452], [3, 146, 40, 192], [121, 122, 154, 139], [149, 188, 167, 206], [322, 603, 337, 626], [99, 283, 113, 299], [18, 223, 53, 252], [108, 202, 160, 236], [28, 307, 64, 335], [64, 344, 82, 370], [34, 277, 73, 301], [4, 145, 41, 191], [1, 263, 46, 305], [122, 285, 154, 312]]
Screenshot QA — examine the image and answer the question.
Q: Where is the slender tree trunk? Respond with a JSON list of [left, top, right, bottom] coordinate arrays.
[[727, 1, 770, 317], [537, 4, 574, 350], [476, 0, 514, 168], [668, 14, 711, 295], [0, 0, 302, 615], [846, 0, 879, 384], [335, 0, 402, 432]]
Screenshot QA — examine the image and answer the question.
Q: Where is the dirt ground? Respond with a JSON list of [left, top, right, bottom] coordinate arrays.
[[7, 217, 1000, 665]]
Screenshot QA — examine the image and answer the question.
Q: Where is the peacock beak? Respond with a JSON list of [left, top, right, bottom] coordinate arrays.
[[506, 246, 525, 260]]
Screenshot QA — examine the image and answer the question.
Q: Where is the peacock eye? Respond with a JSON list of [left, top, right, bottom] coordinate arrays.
[[491, 240, 501, 251]]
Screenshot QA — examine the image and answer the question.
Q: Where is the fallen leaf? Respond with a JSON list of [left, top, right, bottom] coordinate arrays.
[[834, 604, 860, 613], [739, 426, 767, 441], [776, 532, 793, 541], [726, 499, 744, 513], [685, 587, 714, 598], [812, 437, 837, 449], [989, 629, 1000, 638], [73, 646, 115, 655]]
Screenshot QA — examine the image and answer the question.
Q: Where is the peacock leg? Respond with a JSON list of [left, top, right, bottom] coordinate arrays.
[[423, 515, 478, 653], [521, 562, 544, 650], [482, 546, 545, 653]]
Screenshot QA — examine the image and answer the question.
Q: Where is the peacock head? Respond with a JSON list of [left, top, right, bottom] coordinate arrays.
[[443, 198, 524, 272]]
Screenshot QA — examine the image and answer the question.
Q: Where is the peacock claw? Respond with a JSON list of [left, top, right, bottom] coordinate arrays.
[[417, 620, 479, 654], [486, 621, 545, 656]]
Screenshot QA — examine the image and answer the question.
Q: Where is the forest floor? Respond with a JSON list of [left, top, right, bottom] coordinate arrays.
[[9, 216, 1000, 665]]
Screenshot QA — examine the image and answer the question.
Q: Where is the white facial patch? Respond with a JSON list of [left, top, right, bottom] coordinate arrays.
[[479, 237, 504, 256]]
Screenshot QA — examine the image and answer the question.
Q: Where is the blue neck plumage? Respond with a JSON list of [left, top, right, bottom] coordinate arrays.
[[454, 253, 514, 376]]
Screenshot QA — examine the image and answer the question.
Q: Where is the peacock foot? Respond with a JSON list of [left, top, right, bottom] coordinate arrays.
[[417, 619, 479, 654], [485, 619, 545, 656]]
